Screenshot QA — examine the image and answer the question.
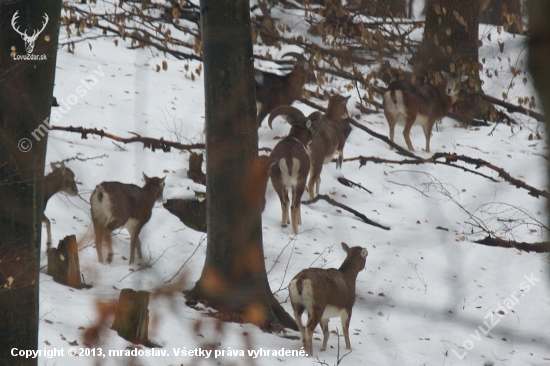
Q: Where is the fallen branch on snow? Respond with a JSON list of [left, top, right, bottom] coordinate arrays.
[[337, 177, 373, 194], [51, 125, 204, 152], [474, 236, 550, 253], [346, 153, 548, 199], [302, 194, 390, 230]]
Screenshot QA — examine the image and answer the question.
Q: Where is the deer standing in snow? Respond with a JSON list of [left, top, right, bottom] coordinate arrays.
[[268, 105, 313, 234], [43, 163, 79, 248], [289, 242, 368, 356], [382, 71, 468, 152], [90, 173, 165, 264]]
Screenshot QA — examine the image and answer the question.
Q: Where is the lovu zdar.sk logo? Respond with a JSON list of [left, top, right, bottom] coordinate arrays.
[[11, 10, 49, 59]]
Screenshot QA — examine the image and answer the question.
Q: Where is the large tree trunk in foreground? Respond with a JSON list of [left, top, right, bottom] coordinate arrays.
[[187, 0, 296, 330], [0, 1, 62, 364]]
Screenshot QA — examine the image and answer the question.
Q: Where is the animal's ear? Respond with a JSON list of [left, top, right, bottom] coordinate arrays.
[[143, 172, 150, 183], [341, 242, 350, 252], [361, 248, 368, 258], [160, 176, 167, 185], [441, 71, 449, 79], [323, 90, 330, 99], [461, 75, 469, 82]]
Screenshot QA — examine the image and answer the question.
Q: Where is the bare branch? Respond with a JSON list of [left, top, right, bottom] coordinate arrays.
[[474, 236, 550, 253], [302, 194, 390, 230], [50, 125, 204, 152]]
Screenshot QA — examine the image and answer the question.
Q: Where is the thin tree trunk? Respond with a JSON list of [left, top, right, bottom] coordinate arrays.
[[0, 1, 63, 364]]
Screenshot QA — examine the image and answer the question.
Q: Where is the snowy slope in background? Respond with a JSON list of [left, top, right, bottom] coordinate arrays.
[[36, 5, 550, 366]]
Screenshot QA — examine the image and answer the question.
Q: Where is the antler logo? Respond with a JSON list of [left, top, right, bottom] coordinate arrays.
[[11, 11, 49, 54]]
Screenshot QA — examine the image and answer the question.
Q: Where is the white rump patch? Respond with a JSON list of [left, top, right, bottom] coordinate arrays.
[[414, 114, 429, 126], [91, 187, 114, 228], [279, 158, 300, 187], [322, 305, 347, 320], [289, 279, 315, 310], [124, 218, 140, 233], [383, 90, 406, 115]]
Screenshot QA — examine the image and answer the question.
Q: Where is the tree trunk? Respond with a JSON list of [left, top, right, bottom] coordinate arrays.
[[527, 1, 550, 290], [187, 0, 296, 330], [0, 1, 62, 364], [480, 0, 522, 33], [414, 0, 495, 121]]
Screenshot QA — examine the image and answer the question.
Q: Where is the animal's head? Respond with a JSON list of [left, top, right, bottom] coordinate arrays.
[[341, 242, 368, 272], [50, 163, 78, 196], [143, 173, 166, 202], [268, 105, 313, 142], [282, 52, 316, 84], [441, 71, 468, 97]]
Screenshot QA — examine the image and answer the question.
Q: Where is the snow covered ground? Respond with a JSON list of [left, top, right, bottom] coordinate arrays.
[[35, 4, 550, 366]]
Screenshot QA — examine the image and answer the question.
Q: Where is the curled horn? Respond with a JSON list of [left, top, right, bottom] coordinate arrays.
[[281, 52, 305, 60], [268, 105, 307, 129]]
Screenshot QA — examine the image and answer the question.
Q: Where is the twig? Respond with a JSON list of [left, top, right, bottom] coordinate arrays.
[[164, 236, 204, 283], [119, 245, 173, 282], [52, 153, 109, 165], [309, 244, 334, 269], [337, 177, 373, 194], [302, 194, 390, 230], [388, 180, 427, 197], [267, 236, 296, 276], [409, 261, 428, 294]]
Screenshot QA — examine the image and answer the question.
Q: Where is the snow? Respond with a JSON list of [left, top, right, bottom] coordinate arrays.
[[35, 3, 550, 366]]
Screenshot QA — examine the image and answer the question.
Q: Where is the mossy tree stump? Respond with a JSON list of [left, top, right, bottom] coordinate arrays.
[[47, 235, 88, 289], [112, 289, 158, 347]]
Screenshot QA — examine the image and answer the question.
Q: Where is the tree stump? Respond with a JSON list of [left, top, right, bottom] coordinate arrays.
[[47, 235, 88, 289], [187, 152, 206, 185], [163, 196, 207, 232], [112, 289, 158, 347]]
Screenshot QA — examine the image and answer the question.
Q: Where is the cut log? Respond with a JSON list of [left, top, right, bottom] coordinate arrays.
[[111, 289, 159, 347], [47, 235, 90, 289], [164, 197, 207, 232]]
